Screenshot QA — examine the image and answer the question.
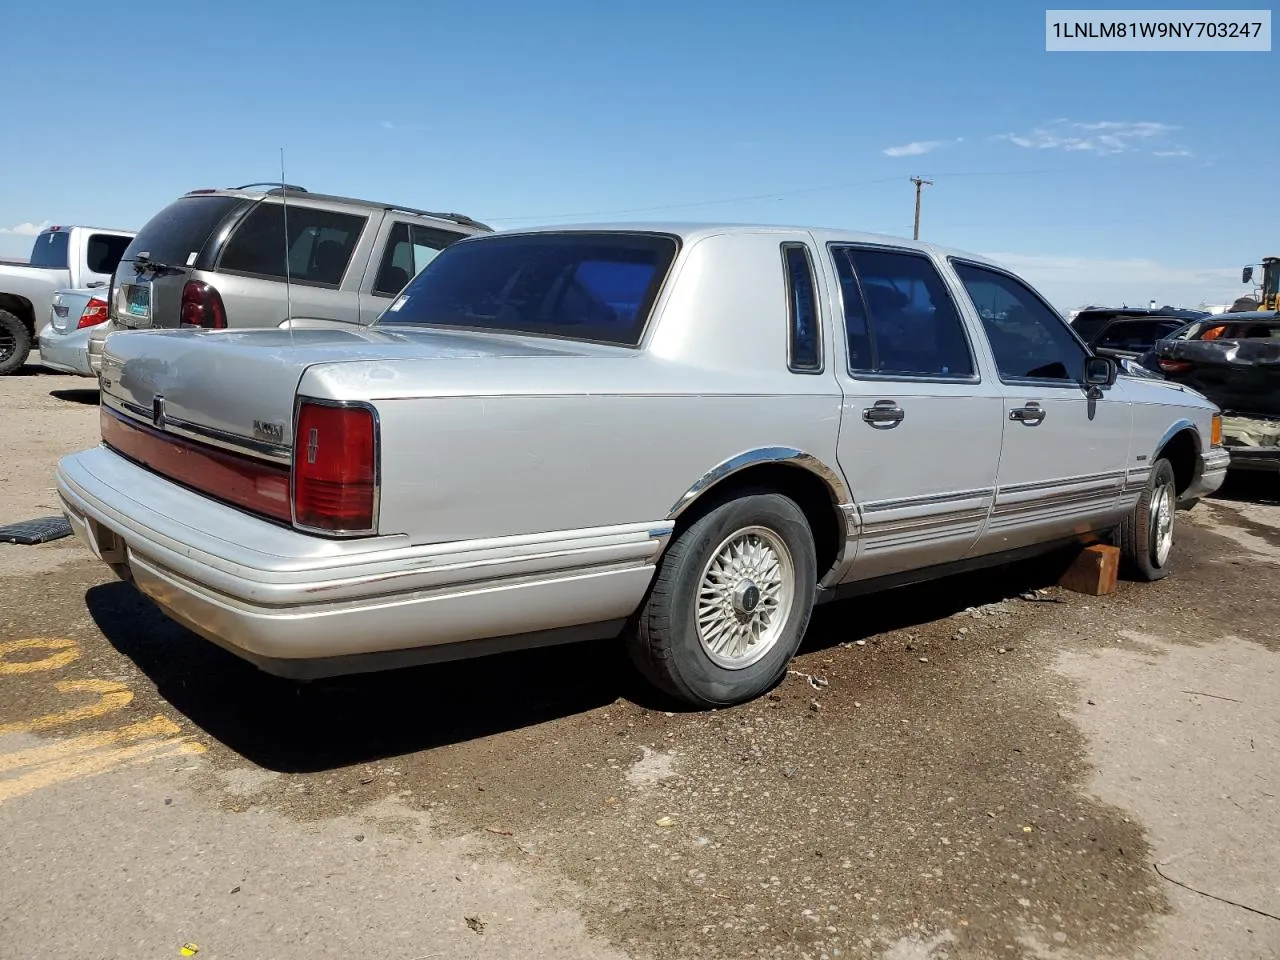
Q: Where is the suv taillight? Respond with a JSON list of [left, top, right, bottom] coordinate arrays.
[[180, 280, 227, 329], [292, 401, 378, 534], [76, 297, 109, 329]]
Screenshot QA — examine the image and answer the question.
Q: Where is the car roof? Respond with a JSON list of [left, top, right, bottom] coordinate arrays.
[[483, 221, 1009, 270], [1199, 310, 1280, 321], [181, 185, 490, 231], [1075, 306, 1208, 319]]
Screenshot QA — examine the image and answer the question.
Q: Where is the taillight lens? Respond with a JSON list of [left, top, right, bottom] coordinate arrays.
[[76, 297, 110, 329], [1158, 358, 1191, 374], [292, 401, 377, 533], [180, 281, 227, 329]]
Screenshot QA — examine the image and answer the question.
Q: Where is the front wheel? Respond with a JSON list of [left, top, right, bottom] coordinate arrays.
[[1119, 457, 1177, 581], [628, 491, 817, 708]]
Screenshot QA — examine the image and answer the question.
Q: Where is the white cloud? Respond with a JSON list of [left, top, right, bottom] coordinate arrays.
[[996, 120, 1181, 156], [1153, 149, 1193, 158], [380, 120, 396, 130], [982, 252, 1243, 312], [883, 139, 952, 157], [0, 220, 50, 236]]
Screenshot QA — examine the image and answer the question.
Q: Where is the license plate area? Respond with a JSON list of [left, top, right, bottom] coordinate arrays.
[[122, 281, 152, 326]]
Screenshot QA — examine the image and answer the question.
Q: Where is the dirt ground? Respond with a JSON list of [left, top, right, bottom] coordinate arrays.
[[2, 360, 1278, 960]]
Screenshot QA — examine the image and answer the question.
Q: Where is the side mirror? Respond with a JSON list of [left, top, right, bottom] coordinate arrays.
[[1085, 355, 1117, 387], [1243, 266, 1254, 284]]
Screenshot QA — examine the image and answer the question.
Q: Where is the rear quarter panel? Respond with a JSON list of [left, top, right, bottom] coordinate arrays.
[[299, 232, 847, 545]]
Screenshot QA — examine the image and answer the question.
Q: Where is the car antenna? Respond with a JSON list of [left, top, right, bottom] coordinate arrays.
[[280, 146, 294, 348]]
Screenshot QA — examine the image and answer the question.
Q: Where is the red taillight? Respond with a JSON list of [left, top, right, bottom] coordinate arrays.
[[292, 401, 377, 533], [1158, 358, 1192, 374], [180, 280, 227, 329], [76, 297, 109, 329]]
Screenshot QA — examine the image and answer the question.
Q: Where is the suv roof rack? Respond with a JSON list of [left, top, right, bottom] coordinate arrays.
[[232, 182, 309, 193], [384, 204, 492, 231]]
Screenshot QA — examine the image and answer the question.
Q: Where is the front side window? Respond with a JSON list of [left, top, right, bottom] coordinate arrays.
[[831, 246, 974, 379], [952, 261, 1085, 382], [373, 223, 468, 296], [86, 234, 132, 275], [219, 203, 367, 287], [377, 232, 678, 346], [782, 243, 821, 371]]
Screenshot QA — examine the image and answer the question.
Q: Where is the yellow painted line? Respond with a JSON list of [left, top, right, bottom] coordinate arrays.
[[0, 716, 184, 774], [0, 735, 204, 805], [0, 638, 80, 676], [0, 679, 134, 737]]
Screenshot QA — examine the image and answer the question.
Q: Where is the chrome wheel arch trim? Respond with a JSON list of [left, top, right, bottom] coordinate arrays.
[[667, 446, 853, 520]]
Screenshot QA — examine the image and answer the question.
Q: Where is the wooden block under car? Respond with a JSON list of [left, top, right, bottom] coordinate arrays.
[[1058, 543, 1120, 596]]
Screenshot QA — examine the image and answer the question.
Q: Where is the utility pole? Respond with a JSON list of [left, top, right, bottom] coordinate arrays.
[[910, 176, 932, 240]]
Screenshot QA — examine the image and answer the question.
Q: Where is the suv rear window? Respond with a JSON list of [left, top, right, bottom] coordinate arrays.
[[121, 195, 244, 267], [29, 231, 70, 269], [378, 232, 678, 346], [218, 203, 367, 287]]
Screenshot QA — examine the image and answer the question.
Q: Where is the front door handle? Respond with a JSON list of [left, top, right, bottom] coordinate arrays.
[[863, 400, 905, 426], [1010, 402, 1046, 425]]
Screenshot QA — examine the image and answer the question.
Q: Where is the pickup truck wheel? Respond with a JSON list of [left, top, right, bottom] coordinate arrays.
[[1119, 457, 1177, 581], [630, 492, 816, 708], [0, 309, 31, 376]]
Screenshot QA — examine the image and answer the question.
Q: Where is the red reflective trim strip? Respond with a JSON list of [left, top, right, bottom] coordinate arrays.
[[100, 407, 292, 523]]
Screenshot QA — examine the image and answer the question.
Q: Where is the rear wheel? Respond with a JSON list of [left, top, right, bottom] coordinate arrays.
[[629, 491, 817, 708], [1119, 457, 1177, 581], [0, 309, 31, 376]]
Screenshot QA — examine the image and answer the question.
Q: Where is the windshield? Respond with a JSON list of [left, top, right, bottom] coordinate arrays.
[[376, 232, 679, 346], [1265, 262, 1280, 299], [1188, 320, 1280, 340]]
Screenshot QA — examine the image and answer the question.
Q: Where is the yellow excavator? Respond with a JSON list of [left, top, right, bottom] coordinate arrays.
[[1239, 256, 1280, 312]]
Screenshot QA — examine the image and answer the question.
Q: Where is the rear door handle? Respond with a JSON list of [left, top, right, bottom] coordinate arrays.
[[862, 400, 905, 426], [1009, 402, 1046, 425]]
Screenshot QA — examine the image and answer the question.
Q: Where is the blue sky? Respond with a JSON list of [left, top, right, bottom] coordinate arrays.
[[1, 0, 1275, 309]]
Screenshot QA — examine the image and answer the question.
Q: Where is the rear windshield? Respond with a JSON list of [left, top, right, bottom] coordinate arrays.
[[376, 232, 679, 345], [120, 195, 244, 267], [29, 231, 70, 268]]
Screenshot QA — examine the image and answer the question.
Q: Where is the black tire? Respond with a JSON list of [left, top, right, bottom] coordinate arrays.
[[628, 491, 817, 708], [1119, 457, 1177, 581], [0, 309, 31, 376]]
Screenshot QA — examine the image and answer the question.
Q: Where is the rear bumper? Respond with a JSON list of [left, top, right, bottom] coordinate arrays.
[[37, 323, 97, 377], [1184, 448, 1231, 502], [56, 446, 667, 678]]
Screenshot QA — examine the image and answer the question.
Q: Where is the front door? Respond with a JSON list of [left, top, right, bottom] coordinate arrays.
[[950, 260, 1132, 553], [827, 244, 1004, 582]]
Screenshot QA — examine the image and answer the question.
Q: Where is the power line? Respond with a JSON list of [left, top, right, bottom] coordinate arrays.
[[484, 168, 1075, 224]]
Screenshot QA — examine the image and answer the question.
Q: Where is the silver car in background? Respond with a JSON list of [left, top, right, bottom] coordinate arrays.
[[37, 288, 110, 376], [57, 224, 1229, 708]]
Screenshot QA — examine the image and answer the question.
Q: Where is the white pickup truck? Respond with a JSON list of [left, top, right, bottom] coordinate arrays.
[[0, 225, 134, 375]]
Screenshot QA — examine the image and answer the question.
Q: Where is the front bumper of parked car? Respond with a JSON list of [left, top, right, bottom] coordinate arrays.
[[1185, 447, 1231, 502], [55, 445, 667, 679]]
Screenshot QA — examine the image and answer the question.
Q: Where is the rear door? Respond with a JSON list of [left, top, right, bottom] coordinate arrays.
[[829, 244, 1003, 582], [950, 260, 1131, 552], [111, 194, 246, 330], [358, 219, 471, 323], [212, 201, 369, 327]]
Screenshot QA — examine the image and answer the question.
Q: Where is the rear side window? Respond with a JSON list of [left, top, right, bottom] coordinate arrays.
[[86, 234, 132, 275], [378, 232, 678, 346], [1096, 320, 1183, 351], [782, 243, 821, 371], [831, 246, 974, 379], [373, 222, 468, 296], [219, 203, 367, 287], [120, 196, 243, 266], [29, 231, 70, 269]]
